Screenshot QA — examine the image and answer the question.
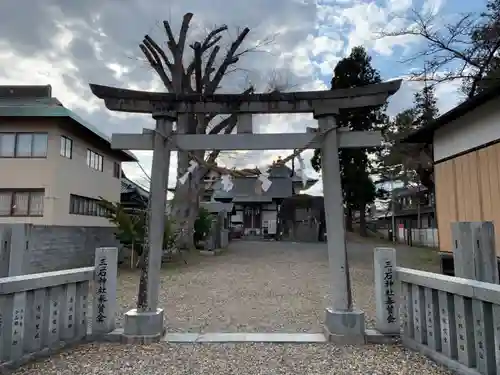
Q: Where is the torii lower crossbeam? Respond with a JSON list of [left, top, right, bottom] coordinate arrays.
[[111, 130, 382, 151]]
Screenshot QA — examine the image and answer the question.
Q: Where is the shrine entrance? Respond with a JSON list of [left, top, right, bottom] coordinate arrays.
[[242, 205, 261, 234], [89, 79, 401, 343]]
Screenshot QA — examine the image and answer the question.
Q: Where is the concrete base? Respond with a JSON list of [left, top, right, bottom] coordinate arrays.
[[364, 329, 400, 345], [199, 249, 224, 256], [323, 308, 366, 345], [163, 332, 328, 343], [123, 308, 165, 343]]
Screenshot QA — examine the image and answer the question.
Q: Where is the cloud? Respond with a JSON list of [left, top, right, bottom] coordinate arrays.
[[0, 0, 465, 199]]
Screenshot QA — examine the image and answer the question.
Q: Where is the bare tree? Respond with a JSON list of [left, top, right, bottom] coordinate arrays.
[[378, 8, 500, 98], [139, 13, 276, 249]]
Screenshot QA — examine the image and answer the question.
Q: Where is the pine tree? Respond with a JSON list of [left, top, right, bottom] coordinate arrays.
[[311, 46, 386, 236]]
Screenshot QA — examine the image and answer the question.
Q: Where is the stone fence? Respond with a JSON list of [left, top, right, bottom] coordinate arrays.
[[0, 247, 118, 370], [0, 224, 118, 276], [374, 246, 500, 375], [377, 227, 439, 248]]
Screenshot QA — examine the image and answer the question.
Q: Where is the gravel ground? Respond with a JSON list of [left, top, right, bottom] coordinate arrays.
[[13, 237, 450, 374], [14, 342, 451, 375], [112, 236, 441, 332]]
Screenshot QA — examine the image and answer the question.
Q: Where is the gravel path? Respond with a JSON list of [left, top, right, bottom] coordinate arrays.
[[13, 237, 451, 374], [113, 237, 441, 332]]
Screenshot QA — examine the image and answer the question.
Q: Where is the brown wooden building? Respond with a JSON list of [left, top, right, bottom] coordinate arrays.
[[403, 88, 500, 274]]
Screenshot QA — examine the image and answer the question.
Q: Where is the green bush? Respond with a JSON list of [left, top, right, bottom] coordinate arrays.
[[193, 207, 213, 246], [98, 198, 177, 257]]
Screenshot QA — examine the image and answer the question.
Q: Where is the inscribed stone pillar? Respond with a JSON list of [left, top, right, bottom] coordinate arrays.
[[1, 291, 27, 362], [24, 288, 47, 352], [374, 247, 399, 334], [92, 247, 118, 335], [316, 112, 365, 343], [145, 115, 173, 312], [492, 304, 500, 372]]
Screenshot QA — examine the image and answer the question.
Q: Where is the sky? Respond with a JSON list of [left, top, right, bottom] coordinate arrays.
[[0, 0, 488, 197]]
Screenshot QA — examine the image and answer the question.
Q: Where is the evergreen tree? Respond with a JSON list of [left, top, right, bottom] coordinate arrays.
[[378, 84, 439, 191], [414, 85, 439, 127], [311, 46, 386, 236]]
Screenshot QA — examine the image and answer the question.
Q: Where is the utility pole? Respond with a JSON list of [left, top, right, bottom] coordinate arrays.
[[391, 178, 396, 244]]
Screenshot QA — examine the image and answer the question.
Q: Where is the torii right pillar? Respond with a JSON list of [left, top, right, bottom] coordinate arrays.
[[315, 108, 366, 344]]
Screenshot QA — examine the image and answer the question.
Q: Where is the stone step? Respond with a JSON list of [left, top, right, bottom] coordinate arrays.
[[163, 332, 328, 343]]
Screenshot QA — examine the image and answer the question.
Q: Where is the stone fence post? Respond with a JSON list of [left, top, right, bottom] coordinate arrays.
[[374, 247, 399, 335], [92, 247, 118, 335], [0, 224, 30, 277], [452, 221, 499, 284]]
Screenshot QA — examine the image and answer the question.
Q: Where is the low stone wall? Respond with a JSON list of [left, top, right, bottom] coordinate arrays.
[[0, 247, 118, 371], [0, 224, 119, 275], [374, 246, 500, 375]]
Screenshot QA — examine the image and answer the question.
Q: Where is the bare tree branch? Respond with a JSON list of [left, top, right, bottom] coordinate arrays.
[[143, 35, 173, 70], [162, 20, 177, 55], [377, 8, 500, 97], [193, 42, 203, 93], [185, 27, 228, 91], [203, 45, 220, 87], [200, 25, 228, 50], [139, 43, 173, 91], [205, 117, 238, 165], [205, 27, 250, 94], [208, 116, 234, 135], [177, 13, 194, 61]]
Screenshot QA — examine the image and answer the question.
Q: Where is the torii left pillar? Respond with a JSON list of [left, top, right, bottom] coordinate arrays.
[[315, 107, 365, 344], [123, 112, 175, 342]]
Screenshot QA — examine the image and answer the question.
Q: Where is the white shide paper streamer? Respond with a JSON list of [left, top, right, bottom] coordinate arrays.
[[296, 154, 307, 188], [221, 174, 234, 192], [258, 166, 272, 192], [178, 160, 199, 185]]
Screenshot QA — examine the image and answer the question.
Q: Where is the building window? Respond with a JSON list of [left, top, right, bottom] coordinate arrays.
[[69, 194, 109, 217], [0, 133, 48, 158], [60, 136, 73, 159], [86, 149, 103, 171], [0, 189, 44, 216], [113, 162, 121, 178]]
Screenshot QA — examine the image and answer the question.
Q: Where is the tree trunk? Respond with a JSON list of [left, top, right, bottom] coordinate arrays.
[[359, 204, 367, 237], [345, 207, 354, 232], [170, 149, 205, 250], [136, 246, 149, 310]]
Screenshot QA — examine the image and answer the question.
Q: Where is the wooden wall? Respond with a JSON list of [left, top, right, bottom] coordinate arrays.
[[435, 142, 500, 255]]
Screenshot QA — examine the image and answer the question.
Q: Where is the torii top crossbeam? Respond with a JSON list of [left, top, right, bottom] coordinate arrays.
[[89, 80, 402, 114]]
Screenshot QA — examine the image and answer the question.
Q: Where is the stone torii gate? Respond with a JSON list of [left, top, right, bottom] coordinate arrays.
[[90, 80, 402, 343]]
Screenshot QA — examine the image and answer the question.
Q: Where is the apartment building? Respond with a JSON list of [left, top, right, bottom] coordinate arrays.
[[0, 85, 137, 227]]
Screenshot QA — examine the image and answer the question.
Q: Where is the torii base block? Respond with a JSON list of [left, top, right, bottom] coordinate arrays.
[[122, 308, 165, 343], [323, 308, 366, 344]]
